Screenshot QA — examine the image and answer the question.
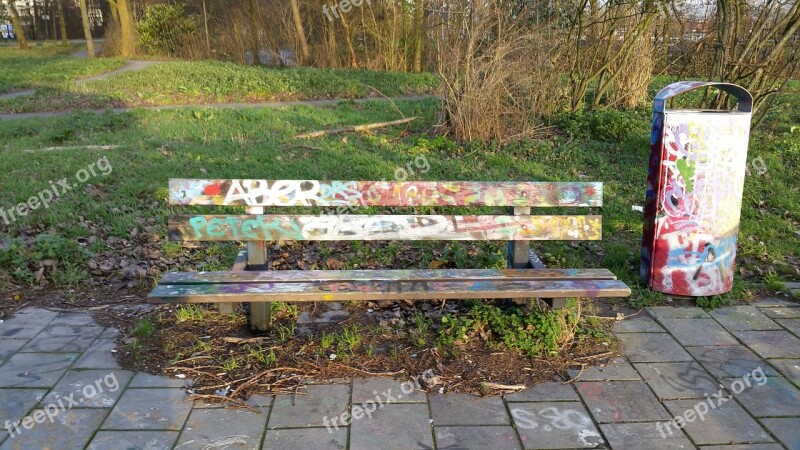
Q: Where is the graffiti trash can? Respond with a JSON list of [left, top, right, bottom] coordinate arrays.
[[641, 81, 753, 296]]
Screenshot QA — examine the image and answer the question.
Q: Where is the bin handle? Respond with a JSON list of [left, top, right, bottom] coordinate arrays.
[[654, 81, 753, 113]]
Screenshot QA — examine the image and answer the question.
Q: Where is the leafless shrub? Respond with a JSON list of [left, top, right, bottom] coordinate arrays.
[[436, 2, 565, 142]]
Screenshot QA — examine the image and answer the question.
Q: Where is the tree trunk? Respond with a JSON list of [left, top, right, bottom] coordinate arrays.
[[325, 15, 337, 67], [78, 0, 95, 58], [56, 0, 68, 46], [5, 1, 28, 49], [116, 0, 136, 57], [246, 0, 260, 64], [107, 0, 120, 25], [339, 12, 357, 68], [413, 0, 424, 72], [31, 0, 39, 40], [289, 0, 310, 65], [202, 0, 211, 54]]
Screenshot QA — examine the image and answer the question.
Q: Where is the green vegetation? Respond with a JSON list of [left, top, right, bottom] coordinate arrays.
[[174, 305, 207, 323], [132, 319, 156, 338], [0, 74, 797, 304], [0, 45, 124, 93], [1, 59, 439, 112], [438, 301, 582, 356]]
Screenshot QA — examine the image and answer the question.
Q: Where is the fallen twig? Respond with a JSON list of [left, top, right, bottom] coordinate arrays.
[[574, 351, 613, 361], [563, 364, 586, 384], [328, 362, 405, 377], [479, 382, 526, 391], [23, 145, 120, 153], [187, 394, 261, 413], [296, 117, 418, 139]]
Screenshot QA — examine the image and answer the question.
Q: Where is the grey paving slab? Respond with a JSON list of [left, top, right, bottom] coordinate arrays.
[[646, 306, 710, 319], [617, 333, 693, 362], [349, 403, 433, 450], [0, 432, 5, 446], [656, 317, 739, 346], [663, 398, 773, 445], [505, 381, 580, 402], [435, 426, 521, 450], [687, 345, 777, 378], [99, 327, 120, 339], [194, 393, 273, 409], [20, 325, 104, 352], [102, 388, 192, 430], [0, 408, 107, 450], [599, 422, 695, 449], [701, 445, 784, 450], [566, 358, 641, 381], [634, 362, 720, 399], [49, 312, 96, 327], [760, 417, 800, 450], [73, 339, 120, 369], [509, 401, 604, 448], [0, 339, 27, 364], [40, 369, 133, 408], [733, 330, 800, 358], [352, 376, 426, 403], [0, 352, 78, 388], [87, 430, 179, 450], [751, 297, 800, 307], [722, 375, 800, 417], [0, 389, 48, 424], [777, 318, 800, 337], [174, 406, 268, 449], [709, 306, 783, 331], [613, 316, 665, 333], [0, 308, 58, 339], [268, 384, 349, 428], [576, 381, 671, 423], [430, 393, 509, 425], [768, 358, 800, 385], [262, 427, 347, 450], [760, 307, 800, 319], [128, 372, 189, 388]]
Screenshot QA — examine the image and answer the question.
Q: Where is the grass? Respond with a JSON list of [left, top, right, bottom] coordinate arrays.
[[1, 59, 440, 112], [0, 77, 797, 307], [0, 44, 124, 93]]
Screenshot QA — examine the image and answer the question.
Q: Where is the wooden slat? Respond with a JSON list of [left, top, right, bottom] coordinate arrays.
[[160, 268, 618, 284], [148, 279, 632, 303], [169, 214, 602, 242], [169, 179, 603, 207]]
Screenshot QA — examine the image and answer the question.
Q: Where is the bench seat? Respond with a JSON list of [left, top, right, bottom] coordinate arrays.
[[149, 268, 631, 303], [152, 179, 631, 329]]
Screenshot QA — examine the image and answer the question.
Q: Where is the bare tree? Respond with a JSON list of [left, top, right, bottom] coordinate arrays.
[[4, 0, 28, 50], [56, 0, 68, 47], [290, 0, 310, 64], [78, 0, 95, 58]]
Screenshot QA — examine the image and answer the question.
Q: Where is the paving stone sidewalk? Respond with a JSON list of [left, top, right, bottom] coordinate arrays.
[[1, 296, 799, 449]]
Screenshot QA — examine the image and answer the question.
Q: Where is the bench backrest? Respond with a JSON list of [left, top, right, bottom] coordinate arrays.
[[167, 179, 603, 242]]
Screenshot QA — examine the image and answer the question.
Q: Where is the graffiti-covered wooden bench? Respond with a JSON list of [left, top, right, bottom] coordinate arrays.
[[148, 179, 631, 330]]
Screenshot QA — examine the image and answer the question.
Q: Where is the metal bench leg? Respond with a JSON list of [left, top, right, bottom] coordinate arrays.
[[545, 298, 567, 309], [247, 240, 271, 331], [508, 207, 531, 269], [246, 207, 271, 331]]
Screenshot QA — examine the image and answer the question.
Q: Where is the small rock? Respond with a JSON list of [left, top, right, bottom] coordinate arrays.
[[329, 354, 337, 360]]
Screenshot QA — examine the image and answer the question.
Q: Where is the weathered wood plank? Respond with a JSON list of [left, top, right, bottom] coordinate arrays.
[[169, 214, 602, 242], [169, 179, 603, 208], [160, 268, 617, 284], [148, 279, 632, 303]]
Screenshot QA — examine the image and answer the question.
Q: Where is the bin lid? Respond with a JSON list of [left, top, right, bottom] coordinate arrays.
[[654, 81, 753, 114]]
